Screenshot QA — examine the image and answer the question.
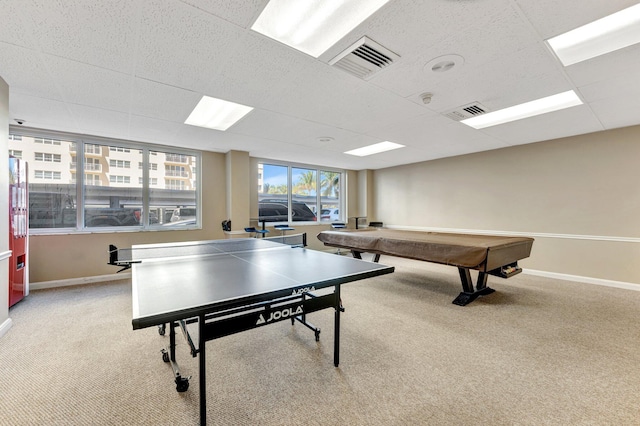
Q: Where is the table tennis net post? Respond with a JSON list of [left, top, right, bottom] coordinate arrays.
[[262, 232, 306, 247]]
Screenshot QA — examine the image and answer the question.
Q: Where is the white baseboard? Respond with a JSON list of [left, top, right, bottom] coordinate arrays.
[[523, 269, 640, 291], [30, 272, 131, 291], [0, 318, 13, 339]]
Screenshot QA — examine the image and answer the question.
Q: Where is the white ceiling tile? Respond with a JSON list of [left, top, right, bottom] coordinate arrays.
[[26, 0, 142, 72], [588, 96, 640, 130], [0, 43, 61, 100], [564, 43, 640, 87], [180, 0, 268, 28], [127, 115, 183, 146], [131, 77, 202, 122], [8, 93, 77, 131], [67, 104, 130, 138], [515, 0, 640, 38], [478, 104, 604, 146], [43, 54, 133, 113], [0, 0, 39, 49], [135, 0, 244, 92]]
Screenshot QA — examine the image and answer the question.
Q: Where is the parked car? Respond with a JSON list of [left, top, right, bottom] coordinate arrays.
[[162, 218, 196, 227], [321, 208, 339, 221], [258, 200, 316, 222], [170, 207, 196, 222]]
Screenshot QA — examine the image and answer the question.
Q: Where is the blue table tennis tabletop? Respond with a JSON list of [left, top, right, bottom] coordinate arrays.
[[129, 238, 393, 329], [112, 238, 394, 426]]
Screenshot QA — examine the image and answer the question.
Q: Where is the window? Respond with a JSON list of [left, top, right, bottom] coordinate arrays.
[[34, 170, 62, 180], [110, 159, 131, 168], [9, 150, 22, 158], [150, 149, 197, 226], [35, 152, 61, 162], [258, 162, 343, 223], [109, 175, 131, 184], [8, 130, 200, 231], [34, 138, 61, 145], [138, 161, 158, 170]]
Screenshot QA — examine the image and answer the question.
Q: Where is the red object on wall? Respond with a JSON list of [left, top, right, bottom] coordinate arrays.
[[9, 156, 28, 307]]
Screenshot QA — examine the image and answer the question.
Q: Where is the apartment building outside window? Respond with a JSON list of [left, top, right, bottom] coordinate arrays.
[[7, 129, 201, 231]]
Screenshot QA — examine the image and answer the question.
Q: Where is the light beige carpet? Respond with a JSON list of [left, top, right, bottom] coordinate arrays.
[[1, 256, 639, 425]]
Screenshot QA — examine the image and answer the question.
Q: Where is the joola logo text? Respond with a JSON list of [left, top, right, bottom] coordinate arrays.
[[256, 305, 303, 325], [292, 286, 315, 295]]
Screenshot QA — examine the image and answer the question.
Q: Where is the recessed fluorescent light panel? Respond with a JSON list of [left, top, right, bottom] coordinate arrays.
[[547, 3, 640, 66], [344, 141, 405, 157], [461, 90, 583, 130], [185, 96, 253, 131], [251, 0, 391, 58]]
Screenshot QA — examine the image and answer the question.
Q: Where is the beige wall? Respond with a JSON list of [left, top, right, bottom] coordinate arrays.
[[225, 150, 250, 231], [373, 125, 640, 285]]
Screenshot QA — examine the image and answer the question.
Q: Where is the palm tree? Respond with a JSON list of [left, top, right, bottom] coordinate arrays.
[[294, 171, 316, 195], [321, 172, 340, 198]]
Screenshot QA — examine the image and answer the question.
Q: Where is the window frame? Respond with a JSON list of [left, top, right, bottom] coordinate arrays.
[[257, 159, 345, 225], [9, 126, 202, 234]]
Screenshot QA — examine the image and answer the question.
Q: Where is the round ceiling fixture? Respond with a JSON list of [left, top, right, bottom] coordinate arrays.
[[317, 137, 334, 143], [424, 54, 465, 73]]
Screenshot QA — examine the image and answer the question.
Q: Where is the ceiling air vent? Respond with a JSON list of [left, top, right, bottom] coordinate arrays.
[[329, 36, 399, 80], [443, 102, 489, 121]]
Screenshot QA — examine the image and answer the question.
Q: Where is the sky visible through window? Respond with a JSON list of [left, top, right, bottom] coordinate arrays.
[[262, 165, 318, 196]]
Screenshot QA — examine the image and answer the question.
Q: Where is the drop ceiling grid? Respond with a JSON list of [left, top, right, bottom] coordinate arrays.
[[0, 0, 40, 50], [229, 108, 367, 150], [180, 0, 268, 29], [564, 43, 640, 87], [43, 54, 134, 114], [479, 104, 604, 146], [2, 0, 640, 170], [67, 103, 131, 138], [587, 96, 640, 130], [9, 94, 79, 132], [322, 0, 512, 66], [204, 31, 315, 110], [372, 21, 564, 113], [130, 77, 201, 123], [126, 115, 184, 145], [380, 113, 508, 151]]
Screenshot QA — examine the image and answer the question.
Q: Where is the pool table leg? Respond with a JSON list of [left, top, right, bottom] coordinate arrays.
[[453, 268, 495, 306]]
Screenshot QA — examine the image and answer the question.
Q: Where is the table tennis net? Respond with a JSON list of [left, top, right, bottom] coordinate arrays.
[[109, 233, 307, 267]]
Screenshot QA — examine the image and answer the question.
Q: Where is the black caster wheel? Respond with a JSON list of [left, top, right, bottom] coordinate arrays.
[[158, 324, 166, 336], [315, 330, 321, 342], [162, 351, 170, 363], [175, 377, 189, 392]]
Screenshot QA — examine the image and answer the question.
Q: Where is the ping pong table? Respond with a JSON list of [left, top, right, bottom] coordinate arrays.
[[108, 237, 393, 425]]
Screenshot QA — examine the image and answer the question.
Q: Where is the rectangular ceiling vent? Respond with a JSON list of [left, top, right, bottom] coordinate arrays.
[[443, 102, 489, 121], [329, 36, 399, 80]]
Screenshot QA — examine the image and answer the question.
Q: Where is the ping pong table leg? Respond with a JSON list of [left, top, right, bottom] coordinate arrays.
[[198, 314, 207, 426], [334, 284, 341, 367]]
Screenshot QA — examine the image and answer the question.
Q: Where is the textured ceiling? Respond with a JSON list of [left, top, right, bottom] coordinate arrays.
[[1, 0, 639, 170]]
